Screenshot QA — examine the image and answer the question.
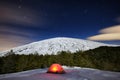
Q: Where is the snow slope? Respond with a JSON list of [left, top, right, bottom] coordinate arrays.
[[0, 37, 116, 56], [0, 66, 120, 80]]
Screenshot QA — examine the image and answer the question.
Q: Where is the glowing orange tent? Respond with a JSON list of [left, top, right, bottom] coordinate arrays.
[[47, 63, 65, 74]]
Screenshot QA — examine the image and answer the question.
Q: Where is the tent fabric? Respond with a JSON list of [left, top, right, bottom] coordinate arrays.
[[47, 63, 65, 74]]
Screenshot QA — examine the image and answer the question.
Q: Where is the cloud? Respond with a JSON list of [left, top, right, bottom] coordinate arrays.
[[0, 3, 43, 27], [87, 25, 120, 41], [0, 2, 45, 52], [0, 26, 35, 37], [0, 33, 34, 51], [0, 26, 35, 51], [100, 25, 120, 33], [87, 33, 120, 41]]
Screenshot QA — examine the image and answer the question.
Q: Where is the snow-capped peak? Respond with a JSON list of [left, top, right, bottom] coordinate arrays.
[[0, 37, 115, 56]]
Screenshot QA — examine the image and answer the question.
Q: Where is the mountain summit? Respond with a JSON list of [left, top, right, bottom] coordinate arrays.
[[0, 37, 115, 56]]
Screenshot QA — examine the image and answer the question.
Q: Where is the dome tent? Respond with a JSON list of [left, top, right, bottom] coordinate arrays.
[[47, 63, 65, 74]]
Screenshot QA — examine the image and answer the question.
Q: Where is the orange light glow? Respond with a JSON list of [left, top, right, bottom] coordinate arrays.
[[47, 63, 65, 74], [52, 66, 58, 72]]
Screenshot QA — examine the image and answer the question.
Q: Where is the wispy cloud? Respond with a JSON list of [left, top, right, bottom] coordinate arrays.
[[0, 2, 44, 51], [0, 26, 35, 37], [0, 25, 36, 51], [87, 25, 120, 41], [0, 3, 43, 27], [0, 34, 33, 51]]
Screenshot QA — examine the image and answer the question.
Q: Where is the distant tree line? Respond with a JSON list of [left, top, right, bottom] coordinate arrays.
[[0, 46, 120, 74]]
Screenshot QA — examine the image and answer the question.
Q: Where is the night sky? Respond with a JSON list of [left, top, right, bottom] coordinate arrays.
[[0, 0, 120, 51]]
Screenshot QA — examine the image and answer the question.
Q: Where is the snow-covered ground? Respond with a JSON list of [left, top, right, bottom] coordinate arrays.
[[0, 66, 120, 80]]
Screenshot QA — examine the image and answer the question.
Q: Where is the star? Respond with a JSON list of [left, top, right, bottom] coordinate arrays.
[[84, 9, 88, 14], [19, 0, 22, 2], [18, 5, 22, 9], [18, 0, 22, 9], [23, 16, 27, 19]]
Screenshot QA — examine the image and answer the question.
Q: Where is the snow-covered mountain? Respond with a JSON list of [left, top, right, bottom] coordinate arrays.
[[0, 37, 116, 56]]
